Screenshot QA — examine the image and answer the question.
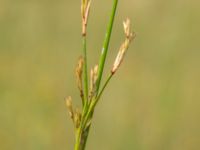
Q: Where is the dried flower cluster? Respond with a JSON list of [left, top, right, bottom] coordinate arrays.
[[111, 18, 135, 74], [89, 65, 98, 98], [81, 0, 91, 36], [75, 57, 84, 102], [65, 0, 135, 149]]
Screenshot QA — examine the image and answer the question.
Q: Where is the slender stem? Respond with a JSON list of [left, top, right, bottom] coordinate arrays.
[[96, 73, 113, 102], [74, 128, 82, 150], [80, 121, 92, 150], [83, 36, 89, 106], [74, 104, 88, 150], [85, 74, 113, 123], [74, 0, 119, 149], [74, 33, 89, 150], [74, 74, 113, 150], [95, 0, 119, 95]]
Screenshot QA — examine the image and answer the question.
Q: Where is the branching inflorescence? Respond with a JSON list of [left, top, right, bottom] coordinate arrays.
[[65, 0, 135, 149]]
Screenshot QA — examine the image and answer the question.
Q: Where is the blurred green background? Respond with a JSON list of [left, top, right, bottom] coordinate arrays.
[[0, 0, 200, 149]]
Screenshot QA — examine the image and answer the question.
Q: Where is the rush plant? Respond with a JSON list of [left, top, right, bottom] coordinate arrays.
[[65, 0, 135, 149]]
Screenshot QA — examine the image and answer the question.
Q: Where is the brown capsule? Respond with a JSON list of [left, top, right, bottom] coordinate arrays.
[[65, 96, 74, 120], [89, 65, 98, 97], [81, 0, 91, 36], [111, 18, 134, 74], [75, 56, 84, 94], [74, 108, 82, 128]]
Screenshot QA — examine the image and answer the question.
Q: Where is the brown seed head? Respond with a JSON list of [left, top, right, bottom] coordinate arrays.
[[93, 65, 98, 83], [111, 18, 135, 74], [65, 96, 74, 119], [81, 0, 91, 36], [89, 65, 98, 97], [75, 56, 84, 92], [90, 68, 94, 92], [74, 108, 82, 128]]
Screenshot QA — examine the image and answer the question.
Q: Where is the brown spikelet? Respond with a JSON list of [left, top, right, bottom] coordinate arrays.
[[111, 18, 135, 74], [75, 56, 84, 100], [89, 65, 98, 98], [74, 108, 82, 128], [81, 0, 91, 36], [65, 96, 74, 120]]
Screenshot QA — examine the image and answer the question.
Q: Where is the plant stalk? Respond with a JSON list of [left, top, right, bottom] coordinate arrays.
[[95, 0, 119, 96], [74, 0, 118, 149], [75, 70, 114, 150], [82, 36, 89, 106]]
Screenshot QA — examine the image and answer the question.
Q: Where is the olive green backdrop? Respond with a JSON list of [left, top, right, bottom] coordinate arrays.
[[0, 0, 200, 150]]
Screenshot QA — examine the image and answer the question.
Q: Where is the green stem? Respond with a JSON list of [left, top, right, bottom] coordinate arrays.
[[80, 74, 113, 145], [96, 0, 118, 95], [74, 0, 118, 149], [74, 34, 89, 150], [74, 128, 82, 150], [74, 104, 88, 150], [79, 120, 92, 150], [74, 74, 113, 150], [96, 73, 113, 102], [83, 36, 89, 106]]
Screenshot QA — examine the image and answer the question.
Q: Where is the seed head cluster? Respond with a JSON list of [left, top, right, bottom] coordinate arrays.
[[81, 0, 91, 36], [111, 18, 135, 74], [65, 1, 135, 149]]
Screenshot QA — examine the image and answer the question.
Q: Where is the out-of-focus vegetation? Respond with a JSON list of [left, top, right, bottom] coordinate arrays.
[[0, 0, 200, 150]]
